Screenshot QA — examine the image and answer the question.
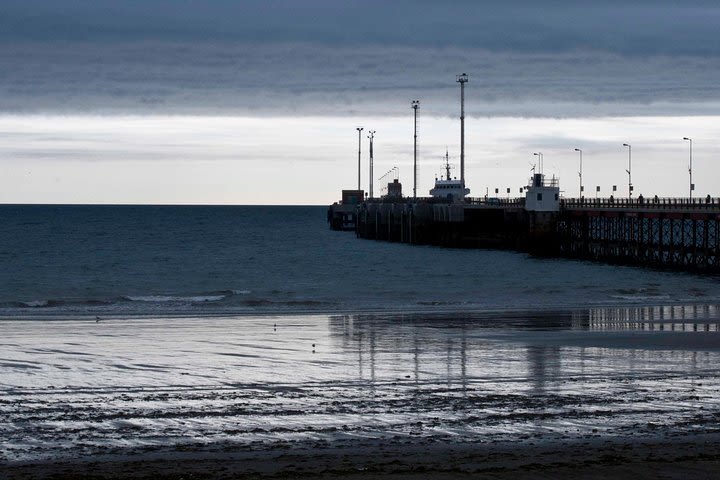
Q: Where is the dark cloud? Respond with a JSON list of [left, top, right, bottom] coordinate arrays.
[[2, 1, 720, 55], [0, 2, 719, 117], [1, 42, 719, 117]]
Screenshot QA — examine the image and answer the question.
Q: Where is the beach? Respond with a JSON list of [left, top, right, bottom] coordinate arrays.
[[3, 308, 720, 478]]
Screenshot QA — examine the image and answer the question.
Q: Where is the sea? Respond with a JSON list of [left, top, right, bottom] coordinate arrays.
[[1, 204, 719, 318]]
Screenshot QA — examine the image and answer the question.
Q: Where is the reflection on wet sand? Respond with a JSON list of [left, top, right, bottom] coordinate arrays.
[[574, 304, 720, 331], [1, 305, 720, 465], [329, 304, 720, 392]]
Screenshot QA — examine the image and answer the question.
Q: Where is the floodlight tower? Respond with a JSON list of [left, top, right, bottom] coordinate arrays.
[[411, 100, 419, 200], [356, 127, 363, 190], [456, 73, 468, 196], [368, 130, 376, 198]]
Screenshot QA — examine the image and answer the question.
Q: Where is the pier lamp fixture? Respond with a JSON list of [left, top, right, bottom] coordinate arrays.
[[412, 100, 420, 200], [683, 137, 693, 199], [533, 152, 543, 175], [356, 127, 364, 190], [623, 143, 632, 198], [574, 148, 583, 198]]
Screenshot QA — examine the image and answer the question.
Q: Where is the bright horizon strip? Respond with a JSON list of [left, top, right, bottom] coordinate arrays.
[[1, 114, 718, 205]]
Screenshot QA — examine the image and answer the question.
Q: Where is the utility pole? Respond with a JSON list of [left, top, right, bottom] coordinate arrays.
[[411, 100, 419, 200], [356, 127, 363, 190], [368, 130, 375, 198], [456, 73, 468, 197]]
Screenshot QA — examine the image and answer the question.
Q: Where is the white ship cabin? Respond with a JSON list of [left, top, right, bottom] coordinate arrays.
[[525, 173, 560, 212], [429, 153, 470, 202]]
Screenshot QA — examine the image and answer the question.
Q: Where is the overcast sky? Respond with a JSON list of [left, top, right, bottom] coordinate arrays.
[[1, 1, 719, 203]]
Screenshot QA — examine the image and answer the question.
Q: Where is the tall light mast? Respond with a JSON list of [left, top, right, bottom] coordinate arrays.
[[356, 127, 363, 190], [456, 73, 468, 197], [368, 130, 375, 198], [411, 100, 419, 200], [683, 137, 693, 199]]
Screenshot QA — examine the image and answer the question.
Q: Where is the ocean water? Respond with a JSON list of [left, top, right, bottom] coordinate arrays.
[[1, 204, 719, 317]]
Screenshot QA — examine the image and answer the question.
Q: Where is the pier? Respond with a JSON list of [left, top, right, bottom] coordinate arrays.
[[328, 71, 719, 273], [339, 192, 720, 273], [559, 196, 720, 271]]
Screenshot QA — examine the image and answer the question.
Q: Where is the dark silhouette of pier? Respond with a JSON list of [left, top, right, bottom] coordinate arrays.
[[345, 195, 720, 273]]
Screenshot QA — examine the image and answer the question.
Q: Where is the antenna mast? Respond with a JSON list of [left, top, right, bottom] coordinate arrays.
[[445, 148, 451, 181]]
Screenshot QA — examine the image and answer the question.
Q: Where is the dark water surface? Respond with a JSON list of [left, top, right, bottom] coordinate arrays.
[[1, 204, 719, 317]]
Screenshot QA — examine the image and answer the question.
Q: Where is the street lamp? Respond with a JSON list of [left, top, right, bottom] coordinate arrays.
[[356, 127, 363, 190], [622, 143, 632, 198], [456, 73, 468, 194], [412, 100, 420, 200], [683, 137, 693, 199], [574, 148, 583, 198], [367, 130, 375, 199]]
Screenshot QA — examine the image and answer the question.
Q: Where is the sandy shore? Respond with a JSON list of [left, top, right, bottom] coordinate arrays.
[[2, 308, 720, 478], [4, 434, 720, 479]]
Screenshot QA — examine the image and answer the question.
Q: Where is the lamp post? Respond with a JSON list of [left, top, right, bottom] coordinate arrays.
[[623, 143, 632, 198], [574, 148, 583, 198], [412, 100, 419, 200], [356, 127, 363, 190], [368, 130, 375, 199], [456, 73, 468, 196], [683, 137, 693, 199]]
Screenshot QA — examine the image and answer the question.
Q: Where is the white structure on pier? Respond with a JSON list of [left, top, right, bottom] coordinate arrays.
[[429, 150, 470, 202], [525, 173, 560, 212]]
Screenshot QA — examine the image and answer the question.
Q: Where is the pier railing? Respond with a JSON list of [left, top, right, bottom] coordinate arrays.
[[562, 196, 720, 211], [361, 195, 720, 211], [364, 196, 526, 207]]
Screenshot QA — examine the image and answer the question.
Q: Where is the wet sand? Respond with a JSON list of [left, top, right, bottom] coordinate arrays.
[[5, 435, 720, 479], [2, 306, 720, 478]]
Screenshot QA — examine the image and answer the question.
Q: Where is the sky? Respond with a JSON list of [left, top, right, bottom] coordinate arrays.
[[1, 0, 719, 204]]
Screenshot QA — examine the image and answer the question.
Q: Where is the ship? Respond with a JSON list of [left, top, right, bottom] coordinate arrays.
[[429, 150, 469, 201]]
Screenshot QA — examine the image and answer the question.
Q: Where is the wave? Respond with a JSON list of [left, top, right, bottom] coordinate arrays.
[[123, 295, 226, 303], [5, 299, 114, 308], [0, 289, 332, 313], [609, 294, 672, 301]]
